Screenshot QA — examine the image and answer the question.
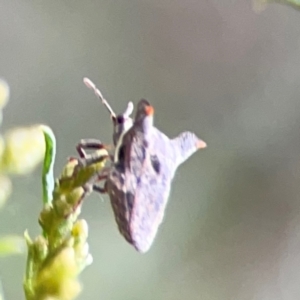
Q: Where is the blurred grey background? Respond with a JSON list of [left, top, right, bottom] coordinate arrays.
[[1, 0, 300, 299]]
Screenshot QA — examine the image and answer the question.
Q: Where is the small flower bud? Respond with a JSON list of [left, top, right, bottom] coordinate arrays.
[[0, 175, 12, 209], [72, 219, 88, 240], [0, 235, 26, 256], [36, 247, 82, 300], [33, 236, 48, 262], [0, 79, 9, 110], [2, 126, 45, 175]]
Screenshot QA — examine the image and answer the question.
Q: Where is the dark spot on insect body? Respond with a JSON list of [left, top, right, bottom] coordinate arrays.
[[150, 154, 160, 174], [125, 192, 134, 211], [110, 163, 125, 186], [117, 145, 125, 164], [143, 139, 149, 148]]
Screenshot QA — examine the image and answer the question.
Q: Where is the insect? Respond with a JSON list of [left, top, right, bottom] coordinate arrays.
[[78, 78, 207, 253]]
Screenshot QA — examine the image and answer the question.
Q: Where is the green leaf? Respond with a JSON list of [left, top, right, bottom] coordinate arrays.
[[40, 125, 56, 205]]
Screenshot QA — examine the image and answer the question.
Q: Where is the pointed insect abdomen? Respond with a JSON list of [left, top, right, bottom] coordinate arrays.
[[171, 131, 206, 168]]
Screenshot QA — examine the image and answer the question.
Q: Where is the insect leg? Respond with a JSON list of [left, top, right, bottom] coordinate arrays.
[[92, 184, 107, 194], [92, 173, 108, 194], [76, 138, 106, 158], [82, 152, 109, 167], [75, 139, 111, 170]]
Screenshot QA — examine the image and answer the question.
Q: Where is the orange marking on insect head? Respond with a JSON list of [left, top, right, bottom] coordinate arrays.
[[145, 105, 154, 116]]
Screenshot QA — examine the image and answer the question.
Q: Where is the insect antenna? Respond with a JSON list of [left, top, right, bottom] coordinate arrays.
[[83, 77, 116, 118]]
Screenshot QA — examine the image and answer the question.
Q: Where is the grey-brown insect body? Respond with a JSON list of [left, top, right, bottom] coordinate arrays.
[[106, 100, 206, 252], [81, 79, 206, 252]]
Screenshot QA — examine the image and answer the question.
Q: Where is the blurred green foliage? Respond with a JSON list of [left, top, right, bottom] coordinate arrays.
[[0, 78, 46, 300], [0, 78, 108, 300], [24, 126, 108, 300], [253, 0, 300, 11], [0, 79, 45, 257]]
